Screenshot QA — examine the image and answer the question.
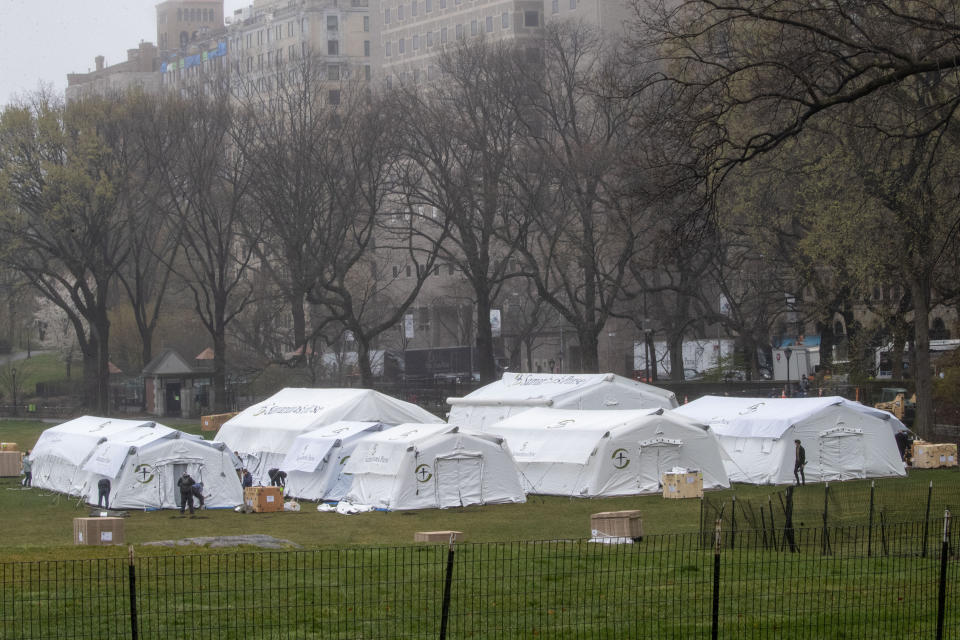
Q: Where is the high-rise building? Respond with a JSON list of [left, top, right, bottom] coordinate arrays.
[[156, 0, 226, 55]]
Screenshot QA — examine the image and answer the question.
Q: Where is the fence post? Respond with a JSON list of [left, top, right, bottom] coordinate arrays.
[[712, 519, 721, 640], [768, 496, 777, 550], [784, 486, 797, 553], [822, 483, 831, 556], [867, 481, 875, 557], [128, 545, 138, 640], [438, 534, 457, 640], [730, 495, 737, 550], [922, 481, 933, 558], [936, 510, 952, 640]]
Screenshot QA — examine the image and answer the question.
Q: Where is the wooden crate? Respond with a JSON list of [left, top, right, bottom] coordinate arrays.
[[0, 451, 22, 477], [74, 517, 125, 545], [590, 510, 643, 539], [244, 486, 284, 513], [0, 442, 18, 451], [662, 471, 703, 499], [912, 442, 958, 468], [414, 530, 465, 543], [201, 412, 239, 432]]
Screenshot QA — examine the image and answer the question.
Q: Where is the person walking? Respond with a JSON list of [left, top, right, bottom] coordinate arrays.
[[191, 481, 206, 510], [97, 478, 111, 509], [793, 439, 806, 486], [177, 471, 196, 515], [20, 451, 32, 487]]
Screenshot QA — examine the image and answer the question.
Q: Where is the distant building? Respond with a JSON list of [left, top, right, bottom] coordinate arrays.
[[156, 0, 225, 54], [65, 42, 162, 102]]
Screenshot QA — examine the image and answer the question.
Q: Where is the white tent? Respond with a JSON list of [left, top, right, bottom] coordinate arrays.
[[214, 388, 443, 484], [673, 396, 907, 484], [477, 407, 729, 497], [278, 421, 389, 502], [343, 423, 526, 510], [446, 372, 678, 429], [29, 416, 242, 510]]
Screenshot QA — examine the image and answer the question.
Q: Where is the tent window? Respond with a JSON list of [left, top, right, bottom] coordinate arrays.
[[760, 439, 773, 454], [734, 438, 746, 452]]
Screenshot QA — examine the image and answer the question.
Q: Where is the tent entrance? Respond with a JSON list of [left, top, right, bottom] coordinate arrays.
[[434, 454, 484, 508], [171, 463, 187, 507], [819, 427, 865, 481], [637, 438, 682, 491]]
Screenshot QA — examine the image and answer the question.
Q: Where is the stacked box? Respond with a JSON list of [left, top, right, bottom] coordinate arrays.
[[0, 451, 22, 477], [74, 517, 124, 545], [0, 442, 18, 451], [662, 471, 703, 499], [244, 486, 284, 512], [590, 510, 643, 539], [201, 412, 239, 432], [414, 530, 465, 543], [912, 442, 958, 468]]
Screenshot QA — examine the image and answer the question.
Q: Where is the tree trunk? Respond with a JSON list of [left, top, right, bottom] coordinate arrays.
[[213, 330, 227, 413], [357, 336, 374, 388], [578, 327, 600, 373], [290, 292, 306, 352]]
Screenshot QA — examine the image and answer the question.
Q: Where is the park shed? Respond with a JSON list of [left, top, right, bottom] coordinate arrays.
[[477, 407, 729, 497], [28, 416, 242, 510], [214, 388, 443, 484], [446, 372, 678, 429], [278, 421, 390, 502], [672, 396, 907, 485], [343, 423, 526, 510]]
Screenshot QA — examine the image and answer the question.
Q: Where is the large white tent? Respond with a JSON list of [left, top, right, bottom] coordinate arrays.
[[446, 372, 678, 429], [343, 423, 526, 510], [475, 407, 729, 497], [214, 388, 443, 484], [278, 421, 389, 502], [673, 396, 907, 484], [29, 416, 242, 510]]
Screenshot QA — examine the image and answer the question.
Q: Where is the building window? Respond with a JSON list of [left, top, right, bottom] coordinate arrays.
[[393, 266, 400, 278], [426, 0, 433, 12], [552, 0, 559, 13], [364, 40, 370, 56], [384, 7, 391, 24], [328, 40, 339, 55], [426, 31, 433, 46], [364, 64, 371, 81], [258, 53, 263, 69], [363, 15, 370, 32], [276, 25, 282, 40], [455, 24, 463, 39], [289, 44, 296, 59], [413, 34, 419, 50], [570, 0, 577, 8], [327, 15, 338, 30], [328, 90, 340, 105], [471, 19, 477, 35], [411, 1, 418, 17], [385, 41, 392, 57], [440, 0, 447, 7], [398, 38, 405, 54], [268, 51, 273, 66], [524, 11, 539, 27], [486, 15, 493, 32], [405, 265, 412, 277], [502, 12, 509, 28], [328, 64, 340, 80], [398, 4, 404, 20], [441, 27, 447, 43], [288, 21, 294, 37]]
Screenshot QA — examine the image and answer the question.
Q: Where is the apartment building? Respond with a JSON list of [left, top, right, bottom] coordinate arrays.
[[66, 43, 163, 102], [156, 0, 226, 54]]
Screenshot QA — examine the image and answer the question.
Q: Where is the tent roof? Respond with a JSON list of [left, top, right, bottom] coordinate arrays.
[[280, 421, 383, 473], [344, 423, 460, 476], [447, 372, 677, 409], [484, 407, 703, 464], [673, 396, 904, 439]]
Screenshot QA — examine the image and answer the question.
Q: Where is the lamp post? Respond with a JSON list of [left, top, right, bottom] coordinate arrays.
[[784, 348, 793, 398], [10, 367, 16, 417]]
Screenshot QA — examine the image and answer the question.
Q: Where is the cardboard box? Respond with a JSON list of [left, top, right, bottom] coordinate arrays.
[[414, 530, 465, 543], [0, 451, 22, 477], [590, 511, 643, 539], [662, 471, 704, 499], [74, 517, 124, 545], [244, 486, 284, 513], [201, 412, 239, 432], [912, 442, 958, 468], [0, 442, 18, 451]]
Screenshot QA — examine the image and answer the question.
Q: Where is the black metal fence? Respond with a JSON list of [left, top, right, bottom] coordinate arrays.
[[1, 514, 955, 640]]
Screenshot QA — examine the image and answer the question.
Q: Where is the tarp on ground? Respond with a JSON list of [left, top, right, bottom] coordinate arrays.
[[477, 407, 729, 497], [214, 388, 443, 484], [446, 372, 678, 429], [29, 416, 242, 509], [672, 396, 907, 484], [343, 423, 526, 510]]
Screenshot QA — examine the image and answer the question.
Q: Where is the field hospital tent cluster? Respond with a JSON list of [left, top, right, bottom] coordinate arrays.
[[28, 416, 242, 510], [446, 372, 679, 429], [673, 396, 907, 484], [214, 388, 444, 486]]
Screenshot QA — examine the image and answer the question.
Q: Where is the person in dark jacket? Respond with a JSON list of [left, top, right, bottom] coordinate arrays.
[[793, 439, 806, 486], [97, 478, 111, 509], [241, 469, 253, 488], [21, 452, 32, 487], [191, 481, 206, 509], [177, 471, 196, 514], [268, 468, 287, 488]]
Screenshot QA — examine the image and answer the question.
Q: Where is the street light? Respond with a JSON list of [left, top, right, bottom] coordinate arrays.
[[10, 367, 16, 417], [784, 348, 793, 398]]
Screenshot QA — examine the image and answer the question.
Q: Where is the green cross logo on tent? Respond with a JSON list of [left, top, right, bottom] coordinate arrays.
[[611, 448, 630, 469], [415, 464, 433, 483], [134, 464, 155, 483]]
